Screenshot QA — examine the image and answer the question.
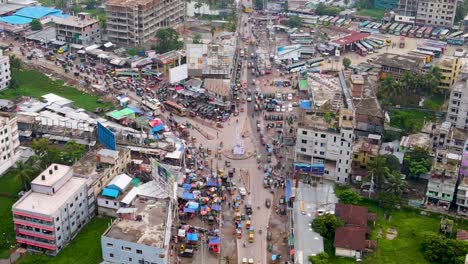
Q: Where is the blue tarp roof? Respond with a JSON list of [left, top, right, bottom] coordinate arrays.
[[209, 237, 220, 245], [183, 208, 195, 213], [206, 178, 220, 187], [187, 201, 199, 210], [127, 106, 143, 114], [151, 125, 165, 133], [0, 16, 32, 25], [102, 187, 120, 198], [183, 183, 192, 190], [15, 6, 62, 19], [187, 233, 199, 241], [285, 179, 291, 202], [212, 204, 221, 211], [300, 100, 312, 110], [182, 192, 195, 200]]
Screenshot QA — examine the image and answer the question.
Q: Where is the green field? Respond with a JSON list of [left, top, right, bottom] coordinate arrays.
[[0, 171, 22, 258], [18, 217, 111, 264], [390, 109, 435, 133], [0, 69, 115, 113], [356, 8, 386, 20]]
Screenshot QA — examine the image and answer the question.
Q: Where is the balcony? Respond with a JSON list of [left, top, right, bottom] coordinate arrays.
[[14, 218, 54, 231], [17, 228, 55, 240], [16, 237, 56, 251]]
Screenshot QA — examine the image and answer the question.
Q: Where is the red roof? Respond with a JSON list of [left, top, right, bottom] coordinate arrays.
[[457, 229, 468, 241], [335, 204, 369, 227], [334, 226, 367, 251], [332, 32, 371, 46]]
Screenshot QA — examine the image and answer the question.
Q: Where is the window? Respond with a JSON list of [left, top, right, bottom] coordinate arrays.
[[300, 148, 306, 152], [57, 226, 60, 231], [75, 197, 78, 201], [114, 202, 117, 206], [58, 236, 61, 240], [301, 139, 307, 144], [56, 217, 59, 221], [109, 253, 114, 258], [70, 203, 74, 208], [123, 247, 132, 252], [129, 258, 133, 261], [105, 201, 109, 205], [319, 151, 325, 155], [320, 134, 326, 138], [136, 249, 143, 254], [302, 131, 307, 135]]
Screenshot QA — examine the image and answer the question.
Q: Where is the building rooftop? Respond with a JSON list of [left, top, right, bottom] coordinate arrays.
[[334, 226, 367, 251], [204, 79, 231, 98], [105, 0, 157, 7], [438, 56, 457, 68], [353, 138, 379, 155], [13, 176, 87, 215], [54, 13, 98, 27], [335, 204, 371, 227], [400, 133, 431, 150], [31, 164, 72, 187], [375, 53, 425, 72], [103, 198, 170, 248], [452, 79, 467, 93]]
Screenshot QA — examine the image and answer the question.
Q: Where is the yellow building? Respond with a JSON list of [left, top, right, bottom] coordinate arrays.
[[352, 139, 379, 169], [438, 56, 461, 90]]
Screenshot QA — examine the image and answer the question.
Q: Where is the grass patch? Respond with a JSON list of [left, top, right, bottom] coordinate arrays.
[[0, 197, 16, 259], [127, 48, 143, 56], [0, 170, 22, 196], [18, 217, 112, 264], [0, 69, 115, 113], [390, 109, 435, 133], [356, 8, 386, 20], [423, 94, 445, 110]]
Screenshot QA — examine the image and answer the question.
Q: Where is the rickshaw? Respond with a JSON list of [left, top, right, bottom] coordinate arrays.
[[246, 220, 251, 229], [248, 232, 254, 243], [218, 169, 224, 177], [236, 228, 242, 239], [265, 198, 271, 208], [235, 212, 241, 221], [230, 185, 237, 195]]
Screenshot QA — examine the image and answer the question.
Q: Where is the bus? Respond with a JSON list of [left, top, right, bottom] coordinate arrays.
[[410, 49, 434, 63], [368, 38, 385, 47], [423, 40, 446, 53], [447, 37, 465, 45], [430, 28, 442, 39], [366, 22, 375, 28], [142, 98, 162, 115], [306, 57, 324, 66], [336, 18, 345, 26], [415, 27, 426, 38], [164, 101, 188, 116], [380, 23, 392, 33], [355, 42, 368, 56], [448, 31, 464, 39], [417, 45, 442, 58], [367, 39, 383, 49], [360, 40, 374, 53], [373, 23, 382, 29], [318, 16, 328, 24], [287, 61, 307, 73], [438, 29, 450, 40], [360, 20, 370, 28], [324, 16, 334, 23], [330, 16, 340, 24], [389, 23, 399, 34], [394, 23, 405, 35], [360, 28, 380, 34], [424, 27, 433, 38], [408, 26, 419, 38], [401, 25, 412, 36]]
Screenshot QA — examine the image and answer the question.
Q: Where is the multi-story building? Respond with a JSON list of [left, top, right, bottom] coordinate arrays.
[[375, 53, 425, 80], [415, 0, 457, 28], [55, 12, 100, 46], [105, 0, 185, 47], [0, 112, 20, 175], [438, 56, 461, 90], [295, 108, 354, 183], [12, 164, 89, 255], [446, 79, 468, 130], [0, 50, 10, 91], [394, 0, 418, 23], [101, 198, 173, 264], [456, 140, 468, 216], [352, 137, 379, 170], [425, 151, 459, 211]]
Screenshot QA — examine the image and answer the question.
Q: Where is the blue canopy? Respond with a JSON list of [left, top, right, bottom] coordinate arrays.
[[206, 178, 220, 187], [212, 205, 221, 211], [272, 255, 278, 260], [183, 208, 195, 213], [127, 106, 143, 114], [187, 233, 199, 241], [182, 192, 195, 200], [152, 125, 165, 133], [300, 100, 312, 110], [183, 183, 192, 190], [209, 237, 220, 245], [102, 187, 119, 198], [187, 202, 199, 210]]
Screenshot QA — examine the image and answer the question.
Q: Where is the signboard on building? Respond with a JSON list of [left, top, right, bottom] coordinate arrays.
[[169, 64, 188, 84], [151, 159, 180, 199], [97, 122, 116, 150]]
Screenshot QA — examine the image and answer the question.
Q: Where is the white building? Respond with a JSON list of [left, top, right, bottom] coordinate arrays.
[[295, 108, 354, 183], [12, 164, 90, 255], [0, 112, 20, 175], [447, 79, 468, 130], [55, 12, 100, 46], [0, 50, 10, 91]]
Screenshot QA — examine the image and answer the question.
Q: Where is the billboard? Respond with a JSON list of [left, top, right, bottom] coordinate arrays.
[[169, 64, 188, 84], [97, 122, 116, 150]]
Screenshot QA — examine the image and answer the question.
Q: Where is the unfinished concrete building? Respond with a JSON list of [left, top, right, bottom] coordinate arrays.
[[105, 0, 185, 47]]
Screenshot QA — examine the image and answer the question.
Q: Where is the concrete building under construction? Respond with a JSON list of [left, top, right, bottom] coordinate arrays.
[[105, 0, 185, 47]]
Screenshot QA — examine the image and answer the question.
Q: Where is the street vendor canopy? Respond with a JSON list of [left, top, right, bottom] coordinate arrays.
[[182, 192, 195, 200], [186, 233, 199, 241], [209, 237, 220, 246], [206, 178, 220, 187], [187, 201, 199, 210], [211, 204, 222, 211]]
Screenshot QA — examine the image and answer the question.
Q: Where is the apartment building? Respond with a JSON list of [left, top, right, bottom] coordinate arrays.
[[375, 53, 425, 80], [438, 56, 461, 90], [12, 164, 89, 255], [0, 50, 10, 91], [105, 0, 185, 47], [55, 12, 100, 46], [446, 79, 468, 130], [415, 0, 457, 27], [464, 15, 468, 33], [0, 112, 20, 175], [295, 108, 354, 183], [456, 140, 468, 216], [101, 198, 173, 264]]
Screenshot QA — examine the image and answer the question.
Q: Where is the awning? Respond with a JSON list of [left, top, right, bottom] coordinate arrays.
[[104, 42, 114, 48], [102, 187, 119, 198], [187, 233, 199, 241], [209, 237, 220, 246], [183, 208, 195, 213], [206, 178, 220, 187], [285, 179, 291, 202], [299, 100, 312, 110], [182, 192, 195, 200], [212, 204, 221, 211], [116, 207, 137, 214], [183, 183, 192, 190], [187, 201, 199, 210]]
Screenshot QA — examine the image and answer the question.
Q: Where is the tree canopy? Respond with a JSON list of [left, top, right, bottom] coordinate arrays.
[[421, 232, 468, 264], [308, 252, 330, 264], [153, 28, 183, 54], [286, 16, 303, 28], [336, 187, 361, 205], [342, 57, 351, 69], [403, 147, 431, 179], [312, 214, 344, 239], [315, 3, 343, 16], [30, 19, 42, 31], [192, 33, 202, 44]]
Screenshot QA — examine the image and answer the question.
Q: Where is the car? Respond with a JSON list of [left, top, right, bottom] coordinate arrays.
[[281, 105, 286, 112], [288, 103, 293, 112], [265, 198, 271, 208], [245, 204, 253, 215], [275, 105, 281, 112], [247, 97, 252, 102], [276, 93, 282, 99], [287, 93, 293, 100], [292, 102, 299, 107], [239, 187, 247, 196]]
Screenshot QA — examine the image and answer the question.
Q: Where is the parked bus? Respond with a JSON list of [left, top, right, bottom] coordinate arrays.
[[360, 20, 370, 28], [423, 40, 446, 53], [380, 23, 392, 33], [318, 16, 328, 24], [401, 25, 412, 36], [430, 28, 442, 39], [447, 37, 465, 46], [438, 29, 450, 40], [367, 39, 383, 49], [355, 42, 368, 56], [373, 23, 382, 29], [394, 23, 405, 35], [330, 16, 340, 24], [408, 26, 419, 38], [415, 27, 426, 38], [336, 18, 345, 26], [410, 49, 434, 63], [389, 23, 399, 34], [448, 31, 464, 39], [360, 40, 374, 53], [423, 27, 433, 38], [287, 61, 306, 73], [368, 38, 385, 47], [366, 22, 375, 28], [324, 16, 334, 23], [164, 101, 188, 116], [306, 57, 324, 66], [417, 45, 442, 58], [360, 28, 380, 34], [365, 39, 380, 50]]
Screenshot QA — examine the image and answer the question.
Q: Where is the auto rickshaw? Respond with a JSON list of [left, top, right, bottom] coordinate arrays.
[[265, 198, 271, 208], [236, 228, 242, 239], [248, 232, 254, 243], [246, 220, 251, 229], [235, 212, 241, 221], [218, 169, 224, 177]]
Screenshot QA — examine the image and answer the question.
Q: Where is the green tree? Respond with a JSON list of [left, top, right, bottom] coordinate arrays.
[[308, 252, 329, 264], [13, 160, 34, 191], [384, 172, 407, 196], [403, 147, 431, 179], [62, 140, 86, 165], [336, 188, 361, 205], [192, 33, 202, 44], [421, 232, 468, 264], [194, 2, 202, 15], [9, 55, 22, 70], [367, 155, 390, 188], [312, 214, 344, 239], [30, 19, 42, 31], [382, 154, 401, 173], [84, 0, 97, 9], [342, 57, 351, 69], [286, 16, 303, 28], [315, 3, 342, 16], [223, 255, 232, 263], [378, 192, 400, 212], [154, 28, 183, 54], [253, 0, 264, 10], [31, 138, 60, 170], [53, 0, 66, 9], [9, 76, 19, 90]]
